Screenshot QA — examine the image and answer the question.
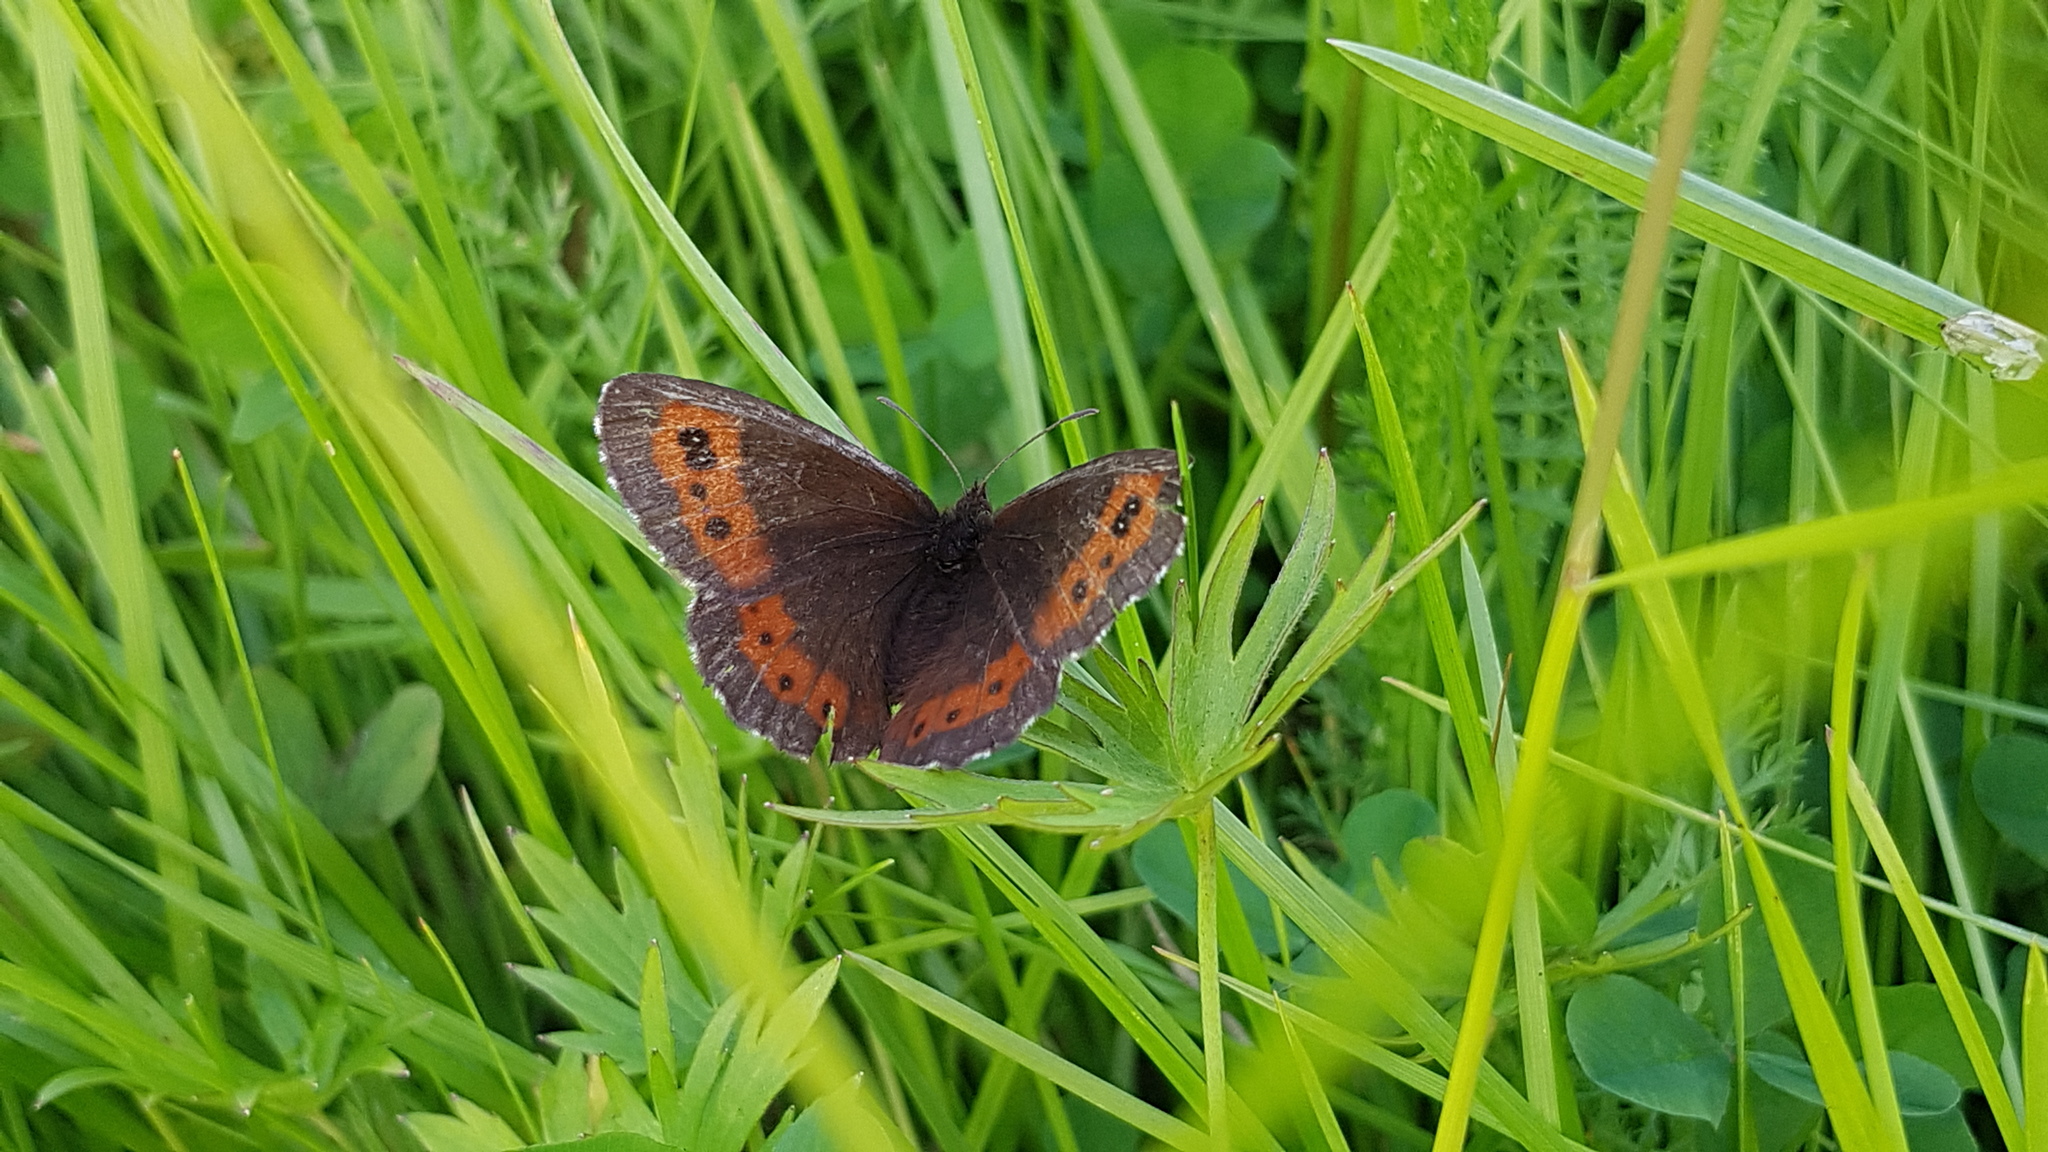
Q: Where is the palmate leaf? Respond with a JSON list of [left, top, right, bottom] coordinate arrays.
[[445, 877, 843, 1149], [508, 835, 711, 1075], [780, 454, 1482, 846]]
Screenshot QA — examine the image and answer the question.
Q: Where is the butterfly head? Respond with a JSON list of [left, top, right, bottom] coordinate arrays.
[[931, 482, 994, 572]]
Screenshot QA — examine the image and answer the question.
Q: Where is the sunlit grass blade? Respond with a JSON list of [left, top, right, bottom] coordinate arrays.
[[1390, 672, 2048, 956], [43, 0, 580, 857], [1272, 988, 1351, 1152], [1846, 758, 2022, 1148], [1555, 337, 1887, 1149], [31, 0, 211, 1022], [2028, 948, 2048, 1152], [536, 609, 909, 1145], [1583, 458, 2048, 592], [1827, 562, 1909, 1148], [1459, 542, 1559, 1126]]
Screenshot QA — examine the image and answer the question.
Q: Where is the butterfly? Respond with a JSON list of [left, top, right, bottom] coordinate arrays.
[[596, 374, 1184, 767]]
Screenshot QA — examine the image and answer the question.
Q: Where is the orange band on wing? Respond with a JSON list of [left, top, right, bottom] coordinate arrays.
[[897, 643, 1033, 748], [650, 401, 772, 588], [737, 595, 847, 733], [1030, 473, 1165, 647]]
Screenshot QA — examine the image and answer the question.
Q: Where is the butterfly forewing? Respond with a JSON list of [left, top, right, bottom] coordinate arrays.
[[597, 374, 931, 759], [983, 451, 1184, 662]]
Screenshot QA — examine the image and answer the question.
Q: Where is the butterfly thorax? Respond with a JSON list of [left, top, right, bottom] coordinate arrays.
[[928, 484, 994, 573]]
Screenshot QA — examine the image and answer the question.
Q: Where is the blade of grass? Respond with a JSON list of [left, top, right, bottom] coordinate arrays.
[[417, 917, 538, 1139], [1583, 458, 2048, 592], [397, 358, 649, 559], [1427, 0, 1731, 1139], [1329, 41, 2043, 382], [845, 953, 1207, 1152], [538, 610, 913, 1148], [1193, 807, 1226, 1152], [724, 83, 877, 449], [1845, 756, 2022, 1148], [744, 0, 926, 480], [1273, 987, 1351, 1152], [2028, 949, 2048, 1152], [31, 0, 212, 1024], [50, 0, 575, 854], [1896, 684, 2020, 1094], [923, 0, 1063, 477], [1555, 336, 1886, 1149], [500, 0, 847, 438], [1390, 671, 2048, 954], [1209, 206, 1394, 586], [1827, 560, 1909, 1149], [943, 823, 1285, 1151], [1067, 0, 1339, 558], [170, 451, 331, 962], [1719, 821, 1756, 1152], [1460, 542, 1557, 1125], [980, 16, 1160, 450], [1350, 293, 1500, 830], [1211, 805, 1590, 1152]]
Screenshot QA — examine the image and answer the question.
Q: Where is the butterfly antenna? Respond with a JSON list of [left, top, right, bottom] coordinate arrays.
[[878, 396, 965, 489], [985, 408, 1098, 486]]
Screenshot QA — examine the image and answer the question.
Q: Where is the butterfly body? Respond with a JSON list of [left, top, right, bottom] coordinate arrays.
[[597, 374, 1183, 767]]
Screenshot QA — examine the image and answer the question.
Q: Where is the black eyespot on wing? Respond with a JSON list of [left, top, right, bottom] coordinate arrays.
[[676, 426, 718, 470], [1110, 494, 1144, 537]]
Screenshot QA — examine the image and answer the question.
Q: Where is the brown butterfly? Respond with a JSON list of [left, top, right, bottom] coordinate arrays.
[[597, 374, 1183, 767]]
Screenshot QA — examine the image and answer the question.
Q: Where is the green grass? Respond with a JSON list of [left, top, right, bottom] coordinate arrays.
[[1, 0, 2046, 1148]]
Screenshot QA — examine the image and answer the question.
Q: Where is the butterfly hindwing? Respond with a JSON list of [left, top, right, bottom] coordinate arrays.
[[876, 557, 1062, 766], [597, 374, 933, 759]]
